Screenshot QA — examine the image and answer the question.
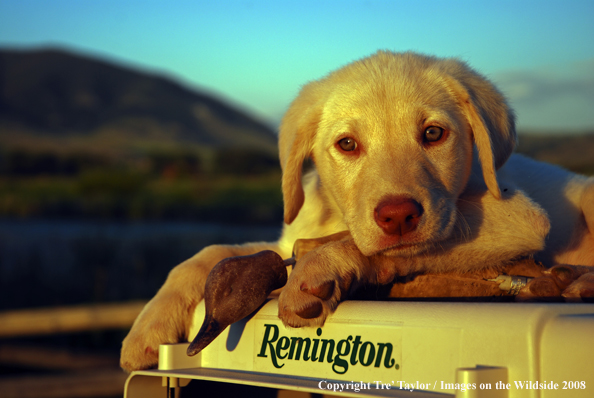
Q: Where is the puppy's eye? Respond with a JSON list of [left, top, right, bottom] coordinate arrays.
[[424, 126, 444, 143], [337, 137, 357, 152]]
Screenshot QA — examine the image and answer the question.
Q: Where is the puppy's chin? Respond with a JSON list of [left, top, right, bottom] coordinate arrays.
[[357, 239, 435, 257], [352, 217, 457, 257], [380, 241, 435, 257]]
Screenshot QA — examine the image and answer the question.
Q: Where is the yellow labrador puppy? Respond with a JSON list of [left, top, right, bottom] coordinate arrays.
[[121, 51, 594, 372]]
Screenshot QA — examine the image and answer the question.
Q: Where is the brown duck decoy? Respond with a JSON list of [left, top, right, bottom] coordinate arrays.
[[186, 250, 289, 356]]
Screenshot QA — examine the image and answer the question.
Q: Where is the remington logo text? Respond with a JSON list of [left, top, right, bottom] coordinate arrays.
[[257, 324, 399, 374]]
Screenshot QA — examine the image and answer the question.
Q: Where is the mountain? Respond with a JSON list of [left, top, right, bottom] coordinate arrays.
[[0, 48, 278, 154]]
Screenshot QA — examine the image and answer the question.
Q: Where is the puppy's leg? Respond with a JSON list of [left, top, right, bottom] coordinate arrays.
[[120, 241, 282, 372]]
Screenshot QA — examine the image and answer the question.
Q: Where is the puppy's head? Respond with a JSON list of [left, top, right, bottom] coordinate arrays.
[[280, 51, 516, 256]]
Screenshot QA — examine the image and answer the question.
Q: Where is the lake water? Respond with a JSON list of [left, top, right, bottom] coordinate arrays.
[[0, 219, 281, 310]]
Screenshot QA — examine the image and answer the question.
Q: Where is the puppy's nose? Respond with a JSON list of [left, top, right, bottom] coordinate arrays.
[[374, 197, 423, 236]]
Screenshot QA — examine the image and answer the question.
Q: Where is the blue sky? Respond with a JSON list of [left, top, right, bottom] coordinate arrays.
[[1, 0, 593, 133]]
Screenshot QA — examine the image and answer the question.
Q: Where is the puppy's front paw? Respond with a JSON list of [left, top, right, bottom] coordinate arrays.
[[120, 294, 191, 372], [278, 239, 363, 327], [278, 273, 342, 327], [562, 272, 594, 302]]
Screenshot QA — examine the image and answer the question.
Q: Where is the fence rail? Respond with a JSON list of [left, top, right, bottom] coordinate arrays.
[[0, 301, 147, 338]]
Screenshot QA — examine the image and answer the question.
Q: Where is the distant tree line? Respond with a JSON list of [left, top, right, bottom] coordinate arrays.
[[0, 147, 280, 177], [0, 149, 106, 176]]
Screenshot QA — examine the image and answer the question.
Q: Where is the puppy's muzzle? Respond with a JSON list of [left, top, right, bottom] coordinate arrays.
[[374, 197, 423, 236]]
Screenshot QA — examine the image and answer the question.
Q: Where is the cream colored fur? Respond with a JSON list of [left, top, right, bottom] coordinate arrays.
[[121, 51, 594, 371]]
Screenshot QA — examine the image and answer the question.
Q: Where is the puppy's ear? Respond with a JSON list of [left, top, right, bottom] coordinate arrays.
[[442, 61, 517, 199], [279, 83, 324, 224]]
